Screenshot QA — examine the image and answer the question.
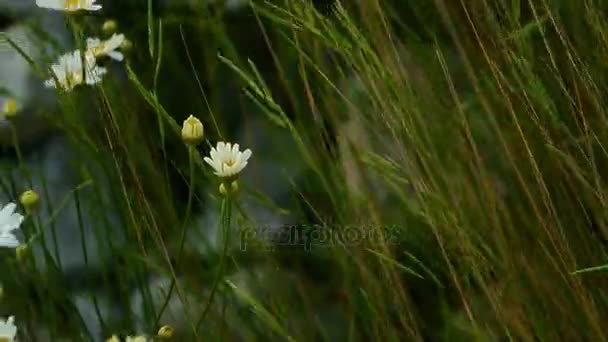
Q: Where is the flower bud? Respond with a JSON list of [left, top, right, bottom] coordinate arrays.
[[230, 180, 239, 193], [120, 38, 133, 52], [219, 183, 228, 196], [181, 115, 204, 145], [219, 181, 238, 196], [157, 325, 174, 339], [102, 20, 118, 34], [15, 244, 29, 262], [2, 98, 18, 119], [19, 190, 40, 213]]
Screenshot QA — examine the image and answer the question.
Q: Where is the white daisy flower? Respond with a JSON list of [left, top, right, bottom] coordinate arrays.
[[204, 141, 252, 178], [86, 33, 125, 62], [0, 316, 17, 342], [44, 50, 107, 91], [36, 0, 102, 11], [0, 203, 24, 248]]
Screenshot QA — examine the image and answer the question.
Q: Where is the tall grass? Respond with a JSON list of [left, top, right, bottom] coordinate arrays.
[[3, 0, 608, 340]]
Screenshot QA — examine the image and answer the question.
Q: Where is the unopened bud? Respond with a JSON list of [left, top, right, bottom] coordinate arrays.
[[19, 190, 40, 213], [181, 115, 204, 145], [230, 180, 239, 193], [120, 38, 133, 52], [157, 325, 174, 339], [219, 183, 228, 196], [102, 20, 118, 34], [219, 181, 238, 196]]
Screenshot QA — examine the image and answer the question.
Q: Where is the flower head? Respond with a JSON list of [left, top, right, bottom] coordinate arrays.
[[87, 33, 125, 62], [0, 203, 23, 248], [44, 50, 106, 91], [181, 115, 204, 145], [36, 0, 102, 11], [157, 325, 174, 339], [20, 190, 40, 213], [204, 142, 252, 178], [102, 20, 118, 34], [0, 316, 17, 342]]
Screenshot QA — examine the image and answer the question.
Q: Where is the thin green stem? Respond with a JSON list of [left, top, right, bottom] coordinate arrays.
[[154, 145, 196, 327], [196, 195, 232, 332]]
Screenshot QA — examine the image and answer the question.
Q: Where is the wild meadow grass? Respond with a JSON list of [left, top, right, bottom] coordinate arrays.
[[3, 0, 608, 340]]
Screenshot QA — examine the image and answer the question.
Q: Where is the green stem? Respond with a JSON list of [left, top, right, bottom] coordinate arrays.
[[155, 145, 196, 327], [10, 123, 32, 187], [196, 195, 232, 332]]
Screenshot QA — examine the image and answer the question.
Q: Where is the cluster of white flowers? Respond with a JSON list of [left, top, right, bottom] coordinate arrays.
[[0, 202, 23, 340], [43, 50, 107, 91], [0, 1, 129, 339], [5, 1, 254, 339], [36, 1, 128, 91]]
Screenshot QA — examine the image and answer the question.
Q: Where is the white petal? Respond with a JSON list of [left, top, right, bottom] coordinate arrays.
[[3, 213, 24, 231], [204, 156, 216, 169], [86, 38, 101, 49], [107, 51, 124, 61], [36, 0, 63, 10], [234, 161, 248, 175], [241, 149, 252, 162], [224, 143, 233, 157], [108, 34, 125, 50], [0, 234, 19, 248], [217, 142, 226, 154], [209, 148, 219, 165], [0, 203, 16, 223], [0, 215, 24, 234]]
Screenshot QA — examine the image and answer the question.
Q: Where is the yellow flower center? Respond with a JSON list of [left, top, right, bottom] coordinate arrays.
[[66, 71, 83, 89], [2, 98, 17, 115], [92, 43, 106, 56], [223, 160, 235, 169], [63, 0, 82, 9]]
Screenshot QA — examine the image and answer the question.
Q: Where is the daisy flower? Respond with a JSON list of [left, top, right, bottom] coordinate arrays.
[[0, 203, 24, 248], [87, 33, 125, 61], [204, 142, 252, 178], [0, 316, 17, 342], [36, 0, 102, 11], [44, 50, 106, 91]]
